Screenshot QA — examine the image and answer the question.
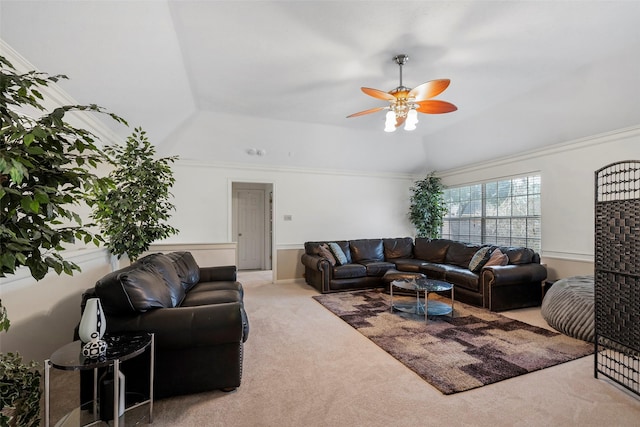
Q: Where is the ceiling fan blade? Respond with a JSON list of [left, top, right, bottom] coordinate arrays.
[[409, 79, 451, 101], [395, 115, 407, 128], [346, 106, 386, 118], [415, 100, 458, 114], [361, 87, 396, 101]]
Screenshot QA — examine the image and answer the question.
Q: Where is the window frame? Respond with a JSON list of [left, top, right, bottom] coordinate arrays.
[[441, 174, 541, 251]]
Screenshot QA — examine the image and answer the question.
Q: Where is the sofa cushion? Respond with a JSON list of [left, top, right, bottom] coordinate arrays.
[[383, 237, 414, 259], [181, 288, 243, 306], [359, 260, 395, 277], [469, 246, 493, 273], [328, 242, 349, 265], [94, 264, 141, 315], [332, 263, 367, 279], [394, 258, 428, 273], [497, 246, 536, 265], [484, 248, 509, 267], [138, 253, 186, 306], [414, 238, 450, 263], [444, 267, 480, 292], [317, 244, 337, 266], [350, 239, 384, 262], [419, 263, 448, 280], [445, 241, 483, 269], [165, 251, 201, 291], [116, 264, 174, 312]]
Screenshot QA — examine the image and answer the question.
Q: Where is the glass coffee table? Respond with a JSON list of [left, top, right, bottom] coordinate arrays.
[[390, 277, 454, 323]]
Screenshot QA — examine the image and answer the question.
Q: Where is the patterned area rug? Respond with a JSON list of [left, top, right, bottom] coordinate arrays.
[[313, 289, 594, 394]]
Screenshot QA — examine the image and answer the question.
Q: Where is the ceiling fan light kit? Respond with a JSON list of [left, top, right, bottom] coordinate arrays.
[[348, 54, 457, 132]]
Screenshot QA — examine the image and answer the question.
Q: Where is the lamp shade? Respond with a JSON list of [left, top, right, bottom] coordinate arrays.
[[384, 110, 396, 132], [404, 109, 418, 131]]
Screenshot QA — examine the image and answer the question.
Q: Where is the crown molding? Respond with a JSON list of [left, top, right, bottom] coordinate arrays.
[[175, 158, 415, 181], [436, 125, 640, 178], [1, 39, 122, 146]]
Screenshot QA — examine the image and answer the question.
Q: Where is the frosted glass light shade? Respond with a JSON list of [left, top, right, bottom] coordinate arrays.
[[384, 110, 396, 132], [405, 109, 418, 131], [78, 298, 107, 343]]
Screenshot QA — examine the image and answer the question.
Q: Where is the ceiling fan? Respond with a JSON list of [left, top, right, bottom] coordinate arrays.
[[347, 54, 457, 132]]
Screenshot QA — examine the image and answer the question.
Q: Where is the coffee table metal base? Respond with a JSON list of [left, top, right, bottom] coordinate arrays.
[[390, 278, 454, 323]]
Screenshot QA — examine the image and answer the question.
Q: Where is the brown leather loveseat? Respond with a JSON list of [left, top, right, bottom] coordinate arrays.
[[78, 251, 249, 402]]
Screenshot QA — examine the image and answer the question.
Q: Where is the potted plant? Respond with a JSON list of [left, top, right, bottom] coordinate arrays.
[[1, 55, 125, 426], [0, 55, 126, 280], [0, 301, 40, 427], [409, 172, 447, 238], [89, 127, 178, 262]]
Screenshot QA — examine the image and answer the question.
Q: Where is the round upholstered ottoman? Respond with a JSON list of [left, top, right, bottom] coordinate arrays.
[[541, 275, 594, 342]]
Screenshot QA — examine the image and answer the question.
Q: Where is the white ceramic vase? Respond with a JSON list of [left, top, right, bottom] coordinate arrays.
[[78, 298, 107, 343]]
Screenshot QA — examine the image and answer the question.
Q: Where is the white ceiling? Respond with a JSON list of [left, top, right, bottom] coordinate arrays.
[[2, 1, 640, 174]]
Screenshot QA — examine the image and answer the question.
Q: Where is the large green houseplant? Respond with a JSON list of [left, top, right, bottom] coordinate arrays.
[[0, 301, 40, 427], [409, 173, 447, 238], [1, 55, 126, 280], [1, 55, 125, 426], [90, 127, 178, 262]]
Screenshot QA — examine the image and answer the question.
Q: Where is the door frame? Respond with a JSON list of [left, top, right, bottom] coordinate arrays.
[[228, 179, 276, 283]]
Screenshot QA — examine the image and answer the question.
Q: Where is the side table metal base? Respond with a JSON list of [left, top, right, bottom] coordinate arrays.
[[44, 333, 154, 427]]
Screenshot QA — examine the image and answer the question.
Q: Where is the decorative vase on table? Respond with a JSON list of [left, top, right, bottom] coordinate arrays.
[[78, 298, 108, 358]]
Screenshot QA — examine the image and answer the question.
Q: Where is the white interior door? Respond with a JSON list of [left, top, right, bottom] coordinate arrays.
[[236, 189, 265, 270]]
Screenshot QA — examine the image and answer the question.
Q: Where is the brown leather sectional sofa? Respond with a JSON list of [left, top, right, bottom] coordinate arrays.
[[301, 237, 547, 311]]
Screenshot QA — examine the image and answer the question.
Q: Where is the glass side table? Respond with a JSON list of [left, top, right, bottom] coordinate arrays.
[[44, 333, 154, 427], [390, 278, 454, 323]]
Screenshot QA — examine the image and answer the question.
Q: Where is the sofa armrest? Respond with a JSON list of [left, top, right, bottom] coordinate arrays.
[[198, 265, 237, 282], [301, 253, 332, 293], [301, 253, 330, 272], [482, 263, 547, 287], [105, 302, 245, 350]]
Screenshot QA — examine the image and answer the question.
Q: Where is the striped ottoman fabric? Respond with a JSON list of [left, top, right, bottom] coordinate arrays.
[[541, 275, 594, 342]]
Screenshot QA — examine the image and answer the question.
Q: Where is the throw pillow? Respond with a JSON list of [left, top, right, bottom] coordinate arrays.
[[317, 244, 337, 266], [484, 248, 509, 267], [468, 246, 493, 273], [328, 242, 349, 266]]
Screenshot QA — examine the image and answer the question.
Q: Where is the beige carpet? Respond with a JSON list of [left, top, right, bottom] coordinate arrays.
[[47, 271, 640, 426]]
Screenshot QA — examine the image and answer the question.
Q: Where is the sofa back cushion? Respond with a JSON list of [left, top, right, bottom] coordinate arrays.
[[329, 241, 351, 264], [304, 241, 323, 255], [138, 253, 186, 306], [95, 263, 174, 314], [328, 242, 350, 265], [383, 237, 414, 259], [165, 251, 201, 291], [349, 239, 384, 262], [495, 246, 537, 265], [117, 265, 174, 311], [305, 241, 351, 264], [445, 241, 484, 269], [414, 238, 451, 263], [94, 265, 139, 315]]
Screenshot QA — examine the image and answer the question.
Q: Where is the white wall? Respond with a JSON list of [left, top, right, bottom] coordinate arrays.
[[166, 160, 416, 246], [437, 125, 640, 279]]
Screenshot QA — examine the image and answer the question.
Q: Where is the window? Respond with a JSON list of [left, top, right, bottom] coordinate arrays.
[[441, 175, 541, 252]]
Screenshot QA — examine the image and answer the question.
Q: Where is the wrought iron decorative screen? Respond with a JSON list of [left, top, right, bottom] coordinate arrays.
[[594, 160, 640, 396]]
